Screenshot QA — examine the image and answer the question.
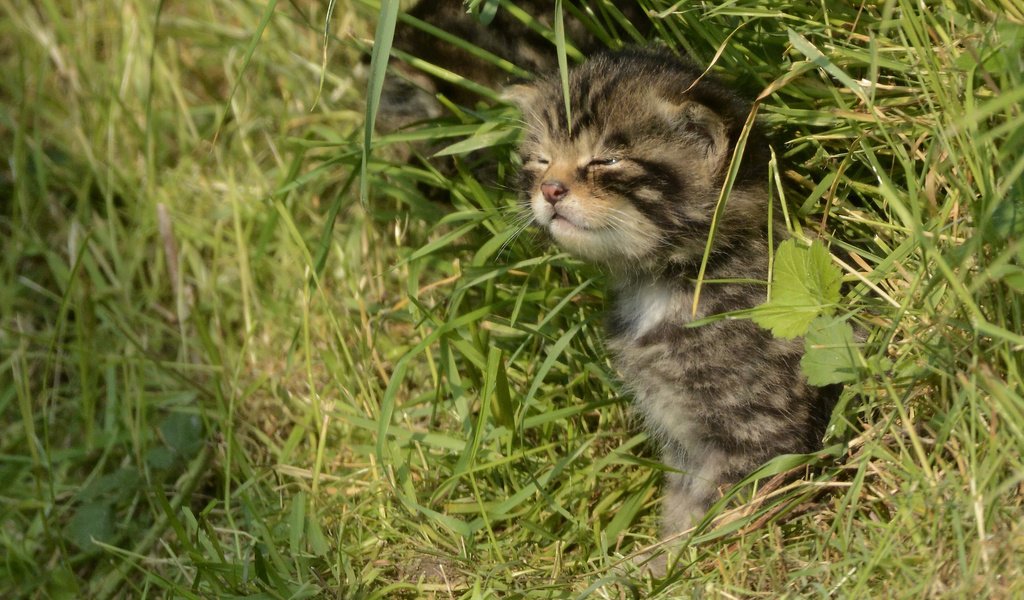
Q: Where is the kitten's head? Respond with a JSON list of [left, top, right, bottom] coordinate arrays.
[[509, 49, 768, 272]]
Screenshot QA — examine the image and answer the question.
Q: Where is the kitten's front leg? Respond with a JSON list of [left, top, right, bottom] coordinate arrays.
[[630, 450, 724, 576], [659, 448, 723, 539], [660, 470, 712, 537]]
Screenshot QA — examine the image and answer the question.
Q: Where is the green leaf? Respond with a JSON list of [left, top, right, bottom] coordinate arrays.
[[46, 567, 81, 600], [146, 446, 177, 471], [801, 316, 859, 386], [773, 239, 842, 309], [751, 239, 842, 339], [66, 502, 116, 552], [80, 468, 142, 502], [160, 411, 204, 459]]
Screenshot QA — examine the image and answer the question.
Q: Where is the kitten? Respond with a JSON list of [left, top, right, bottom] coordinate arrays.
[[509, 49, 838, 546]]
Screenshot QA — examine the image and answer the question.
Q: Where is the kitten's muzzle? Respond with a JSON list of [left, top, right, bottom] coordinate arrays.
[[541, 181, 569, 205]]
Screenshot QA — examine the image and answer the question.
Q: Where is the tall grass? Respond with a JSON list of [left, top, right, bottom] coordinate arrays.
[[1, 0, 1022, 598]]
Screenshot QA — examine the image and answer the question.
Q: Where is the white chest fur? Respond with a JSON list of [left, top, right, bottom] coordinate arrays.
[[613, 282, 694, 339]]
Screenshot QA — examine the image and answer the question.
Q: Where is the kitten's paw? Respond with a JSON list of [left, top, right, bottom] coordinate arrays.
[[611, 544, 681, 580], [630, 548, 669, 578]]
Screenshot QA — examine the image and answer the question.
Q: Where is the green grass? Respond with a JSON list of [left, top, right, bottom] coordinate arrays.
[[2, 0, 1023, 597]]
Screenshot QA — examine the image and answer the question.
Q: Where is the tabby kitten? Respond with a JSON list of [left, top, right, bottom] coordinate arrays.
[[510, 49, 837, 541]]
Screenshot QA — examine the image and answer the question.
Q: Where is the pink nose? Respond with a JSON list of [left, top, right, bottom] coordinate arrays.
[[541, 181, 569, 205]]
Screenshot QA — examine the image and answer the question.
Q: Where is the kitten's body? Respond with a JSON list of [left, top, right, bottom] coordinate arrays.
[[608, 269, 829, 532], [512, 49, 836, 537]]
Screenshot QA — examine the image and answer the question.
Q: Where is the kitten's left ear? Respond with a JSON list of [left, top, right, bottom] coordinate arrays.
[[502, 84, 540, 111], [663, 100, 731, 177]]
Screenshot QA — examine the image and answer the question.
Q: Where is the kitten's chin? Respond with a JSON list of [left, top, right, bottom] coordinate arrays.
[[549, 219, 628, 265]]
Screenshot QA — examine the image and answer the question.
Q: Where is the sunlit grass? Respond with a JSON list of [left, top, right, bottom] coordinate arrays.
[[1, 0, 1022, 598]]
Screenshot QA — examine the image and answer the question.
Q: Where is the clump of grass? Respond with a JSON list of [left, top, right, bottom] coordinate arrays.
[[1, 0, 1022, 598]]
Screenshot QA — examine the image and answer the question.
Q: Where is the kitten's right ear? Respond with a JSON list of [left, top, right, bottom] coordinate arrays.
[[663, 100, 731, 178], [501, 84, 540, 110]]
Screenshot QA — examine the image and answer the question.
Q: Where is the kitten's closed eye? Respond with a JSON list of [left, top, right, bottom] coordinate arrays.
[[588, 158, 620, 167]]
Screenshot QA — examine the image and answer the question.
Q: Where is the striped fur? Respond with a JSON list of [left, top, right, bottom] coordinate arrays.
[[511, 49, 838, 539]]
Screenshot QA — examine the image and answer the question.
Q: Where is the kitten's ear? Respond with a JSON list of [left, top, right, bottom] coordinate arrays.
[[502, 84, 540, 110], [664, 100, 731, 176]]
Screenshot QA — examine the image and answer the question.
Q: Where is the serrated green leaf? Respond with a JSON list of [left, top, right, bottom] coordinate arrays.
[[801, 316, 858, 386], [751, 239, 842, 339], [748, 304, 824, 339], [774, 239, 842, 308]]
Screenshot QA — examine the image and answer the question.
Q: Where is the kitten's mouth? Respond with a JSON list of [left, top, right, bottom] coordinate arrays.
[[550, 211, 590, 231]]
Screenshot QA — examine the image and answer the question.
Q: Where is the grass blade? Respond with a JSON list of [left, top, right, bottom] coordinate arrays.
[[359, 0, 399, 204]]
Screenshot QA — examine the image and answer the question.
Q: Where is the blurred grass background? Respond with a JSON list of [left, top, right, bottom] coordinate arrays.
[[2, 0, 1023, 597]]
